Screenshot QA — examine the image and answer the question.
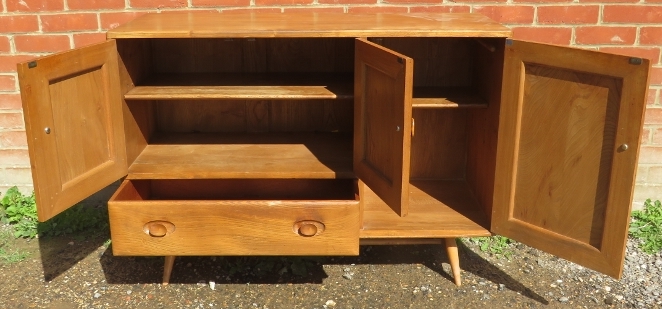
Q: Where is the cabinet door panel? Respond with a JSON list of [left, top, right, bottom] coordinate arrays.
[[493, 40, 649, 278], [354, 39, 413, 217], [18, 40, 127, 221]]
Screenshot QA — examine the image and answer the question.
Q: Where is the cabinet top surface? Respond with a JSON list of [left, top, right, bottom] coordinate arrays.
[[107, 12, 511, 38]]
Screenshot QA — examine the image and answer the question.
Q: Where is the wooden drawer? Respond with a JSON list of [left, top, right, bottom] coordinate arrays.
[[108, 179, 360, 256]]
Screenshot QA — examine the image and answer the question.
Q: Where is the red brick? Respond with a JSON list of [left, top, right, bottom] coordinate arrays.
[[384, 0, 441, 4], [221, 7, 282, 13], [603, 6, 662, 23], [192, 0, 251, 5], [513, 0, 571, 3], [575, 27, 636, 45], [0, 94, 23, 110], [639, 146, 662, 163], [0, 37, 10, 53], [73, 33, 108, 48], [512, 27, 572, 45], [41, 14, 99, 32], [0, 149, 30, 165], [647, 0, 662, 3], [651, 67, 662, 85], [255, 0, 313, 5], [409, 5, 471, 12], [14, 35, 71, 53], [68, 0, 125, 10], [6, 0, 63, 11], [0, 55, 36, 73], [648, 88, 660, 106], [454, 0, 506, 2], [646, 107, 662, 124], [100, 12, 150, 30], [598, 47, 661, 63], [283, 7, 346, 12], [0, 113, 24, 129], [347, 6, 409, 13], [0, 131, 28, 148], [317, 0, 374, 3], [579, 0, 637, 2], [537, 6, 599, 24], [653, 128, 662, 145], [129, 0, 187, 8], [473, 6, 535, 24], [0, 15, 39, 33], [641, 27, 662, 45], [0, 75, 16, 92], [642, 127, 652, 145]]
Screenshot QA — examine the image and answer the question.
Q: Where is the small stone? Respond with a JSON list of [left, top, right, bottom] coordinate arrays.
[[343, 268, 351, 272], [615, 295, 624, 301], [605, 295, 616, 305], [68, 242, 74, 246], [558, 297, 569, 303], [604, 286, 611, 292], [94, 293, 101, 298], [342, 273, 353, 280], [209, 281, 216, 291], [498, 284, 505, 291], [126, 290, 132, 295], [325, 300, 336, 307]]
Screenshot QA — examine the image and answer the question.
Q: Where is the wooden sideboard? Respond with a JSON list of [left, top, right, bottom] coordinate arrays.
[[17, 12, 650, 286]]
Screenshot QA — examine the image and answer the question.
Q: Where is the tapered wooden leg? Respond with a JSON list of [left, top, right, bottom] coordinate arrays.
[[162, 256, 176, 286], [444, 238, 461, 286]]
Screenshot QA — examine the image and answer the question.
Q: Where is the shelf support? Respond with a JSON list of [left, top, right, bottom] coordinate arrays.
[[445, 238, 461, 286], [163, 255, 176, 285]]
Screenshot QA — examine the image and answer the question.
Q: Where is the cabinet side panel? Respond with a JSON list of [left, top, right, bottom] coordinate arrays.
[[117, 39, 154, 165], [466, 38, 505, 219]]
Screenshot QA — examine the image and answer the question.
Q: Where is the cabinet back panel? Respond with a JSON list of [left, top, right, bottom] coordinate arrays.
[[154, 99, 353, 133], [376, 38, 474, 88], [151, 38, 354, 74], [410, 109, 467, 180]]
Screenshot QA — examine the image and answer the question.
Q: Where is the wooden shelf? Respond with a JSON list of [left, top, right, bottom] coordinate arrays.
[[125, 73, 353, 100], [127, 132, 353, 179], [412, 87, 488, 108], [360, 180, 491, 238]]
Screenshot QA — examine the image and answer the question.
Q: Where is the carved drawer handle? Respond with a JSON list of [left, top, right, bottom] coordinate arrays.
[[143, 221, 175, 237], [293, 220, 325, 237]]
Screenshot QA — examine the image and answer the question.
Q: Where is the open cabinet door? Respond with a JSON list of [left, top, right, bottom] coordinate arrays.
[[18, 40, 128, 222], [492, 40, 649, 278], [354, 38, 413, 217]]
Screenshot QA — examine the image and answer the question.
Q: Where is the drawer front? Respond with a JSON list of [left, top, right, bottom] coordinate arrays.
[[108, 180, 360, 256]]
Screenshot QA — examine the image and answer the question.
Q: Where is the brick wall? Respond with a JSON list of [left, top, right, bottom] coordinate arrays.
[[0, 0, 660, 208]]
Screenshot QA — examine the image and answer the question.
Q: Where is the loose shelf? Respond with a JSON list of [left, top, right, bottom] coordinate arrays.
[[125, 73, 354, 100], [124, 73, 487, 108], [360, 179, 491, 238], [127, 132, 354, 179]]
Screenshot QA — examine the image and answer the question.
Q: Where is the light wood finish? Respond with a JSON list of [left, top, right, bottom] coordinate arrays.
[[127, 132, 352, 179], [107, 12, 511, 39], [412, 87, 487, 108], [108, 179, 360, 256], [125, 73, 353, 100], [410, 109, 467, 180], [492, 40, 649, 279], [359, 238, 443, 245], [354, 38, 413, 217], [17, 40, 128, 221], [162, 256, 175, 285], [445, 238, 461, 286], [360, 180, 491, 238]]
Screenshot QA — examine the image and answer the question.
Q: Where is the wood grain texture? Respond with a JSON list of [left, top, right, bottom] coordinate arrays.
[[127, 132, 353, 179], [360, 180, 491, 238], [492, 40, 650, 279], [465, 37, 505, 220], [152, 99, 352, 133], [18, 40, 127, 221], [354, 38, 412, 217], [107, 12, 511, 39], [410, 109, 468, 180], [109, 179, 360, 256]]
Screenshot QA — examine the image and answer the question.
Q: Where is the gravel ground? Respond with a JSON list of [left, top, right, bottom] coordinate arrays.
[[0, 226, 660, 309]]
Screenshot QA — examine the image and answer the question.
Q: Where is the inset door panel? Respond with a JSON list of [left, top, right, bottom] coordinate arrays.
[[493, 40, 649, 278], [18, 40, 128, 221]]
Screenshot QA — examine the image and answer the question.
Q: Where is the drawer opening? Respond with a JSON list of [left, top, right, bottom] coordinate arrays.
[[114, 179, 358, 201]]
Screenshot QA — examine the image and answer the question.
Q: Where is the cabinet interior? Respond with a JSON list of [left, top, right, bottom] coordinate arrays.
[[116, 37, 504, 237]]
